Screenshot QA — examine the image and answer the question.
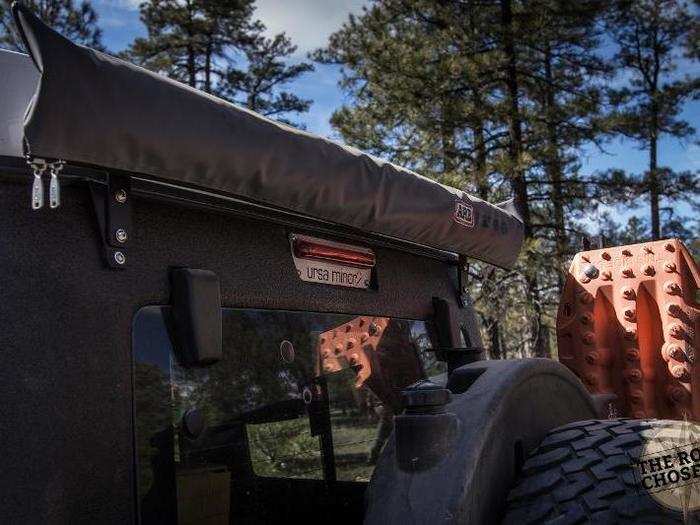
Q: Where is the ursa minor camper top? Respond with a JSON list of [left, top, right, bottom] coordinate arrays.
[[3, 2, 523, 268]]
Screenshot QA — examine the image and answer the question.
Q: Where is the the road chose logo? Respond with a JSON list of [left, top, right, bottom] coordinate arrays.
[[634, 420, 700, 515]]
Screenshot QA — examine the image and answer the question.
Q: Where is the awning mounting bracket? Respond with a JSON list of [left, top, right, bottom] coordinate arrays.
[[89, 172, 132, 269]]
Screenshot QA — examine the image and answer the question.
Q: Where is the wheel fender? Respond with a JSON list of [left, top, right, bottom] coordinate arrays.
[[364, 358, 597, 525]]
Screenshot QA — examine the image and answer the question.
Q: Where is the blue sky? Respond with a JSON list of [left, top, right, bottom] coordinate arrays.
[[94, 0, 697, 232]]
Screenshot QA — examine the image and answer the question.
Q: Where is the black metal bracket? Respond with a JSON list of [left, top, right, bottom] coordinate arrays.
[[89, 173, 132, 269], [432, 297, 484, 373]]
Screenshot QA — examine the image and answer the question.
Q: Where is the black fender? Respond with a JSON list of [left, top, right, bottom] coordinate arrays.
[[364, 358, 597, 525]]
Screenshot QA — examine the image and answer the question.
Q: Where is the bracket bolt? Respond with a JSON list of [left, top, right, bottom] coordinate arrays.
[[114, 251, 126, 265], [665, 242, 675, 252], [582, 332, 595, 345], [664, 262, 677, 273], [582, 264, 599, 280], [601, 251, 611, 260], [622, 287, 636, 300], [580, 313, 593, 325], [115, 228, 128, 243], [643, 246, 654, 254], [642, 264, 655, 276], [114, 189, 127, 204], [624, 309, 636, 321], [622, 267, 634, 278], [622, 249, 632, 256], [625, 348, 639, 362]]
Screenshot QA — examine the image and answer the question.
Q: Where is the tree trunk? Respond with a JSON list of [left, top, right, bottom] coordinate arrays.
[[186, 2, 196, 88], [487, 316, 503, 359], [499, 0, 531, 237], [544, 42, 566, 291], [440, 99, 458, 179], [204, 40, 212, 94], [649, 120, 660, 239], [500, 0, 549, 358]]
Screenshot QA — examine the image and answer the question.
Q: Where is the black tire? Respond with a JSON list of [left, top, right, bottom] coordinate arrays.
[[503, 419, 692, 524]]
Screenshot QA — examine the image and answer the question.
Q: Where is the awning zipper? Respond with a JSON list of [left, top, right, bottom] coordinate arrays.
[[26, 156, 65, 210]]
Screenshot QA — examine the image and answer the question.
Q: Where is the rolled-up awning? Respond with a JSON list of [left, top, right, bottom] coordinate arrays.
[[10, 2, 523, 268]]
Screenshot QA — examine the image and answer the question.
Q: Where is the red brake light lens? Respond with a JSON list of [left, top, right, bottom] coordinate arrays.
[[293, 238, 375, 268]]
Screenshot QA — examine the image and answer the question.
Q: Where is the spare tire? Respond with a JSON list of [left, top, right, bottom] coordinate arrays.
[[503, 419, 693, 524]]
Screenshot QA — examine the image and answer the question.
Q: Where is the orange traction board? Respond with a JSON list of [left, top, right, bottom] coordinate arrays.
[[556, 239, 700, 420]]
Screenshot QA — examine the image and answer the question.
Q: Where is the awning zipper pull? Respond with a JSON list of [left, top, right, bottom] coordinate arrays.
[[28, 158, 48, 210], [49, 160, 65, 209]]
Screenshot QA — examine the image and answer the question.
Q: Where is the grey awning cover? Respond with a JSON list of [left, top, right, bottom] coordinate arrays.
[[10, 2, 523, 268]]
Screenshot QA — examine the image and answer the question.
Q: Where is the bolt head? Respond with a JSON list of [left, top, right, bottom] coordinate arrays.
[[624, 309, 636, 321], [625, 348, 639, 362], [622, 267, 634, 277], [115, 228, 128, 243], [642, 264, 655, 276], [582, 332, 595, 345], [622, 249, 632, 256], [624, 328, 637, 340], [582, 264, 599, 279], [601, 251, 611, 260], [601, 270, 612, 280], [114, 189, 127, 204], [664, 262, 677, 273], [665, 242, 675, 252], [114, 251, 126, 265]]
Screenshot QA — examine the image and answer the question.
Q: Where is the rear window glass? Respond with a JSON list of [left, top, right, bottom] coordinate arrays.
[[133, 306, 442, 524]]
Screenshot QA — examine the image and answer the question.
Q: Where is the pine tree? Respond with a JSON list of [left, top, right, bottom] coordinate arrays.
[[0, 0, 103, 51], [606, 0, 699, 239], [221, 33, 313, 123], [126, 0, 312, 123]]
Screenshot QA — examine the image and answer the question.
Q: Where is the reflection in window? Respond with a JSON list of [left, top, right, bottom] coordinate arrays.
[[132, 307, 440, 524]]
